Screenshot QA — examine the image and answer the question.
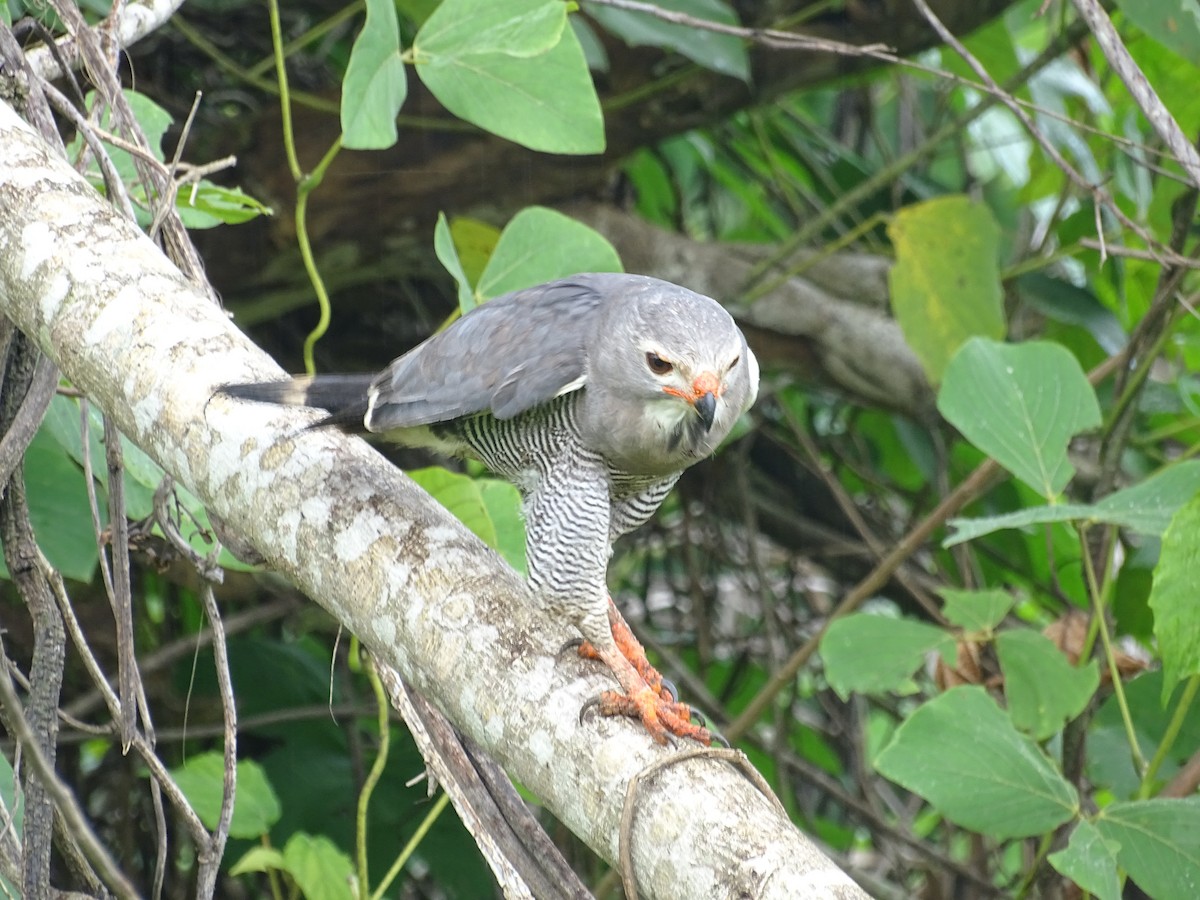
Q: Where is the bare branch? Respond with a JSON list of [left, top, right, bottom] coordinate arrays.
[[24, 0, 188, 82]]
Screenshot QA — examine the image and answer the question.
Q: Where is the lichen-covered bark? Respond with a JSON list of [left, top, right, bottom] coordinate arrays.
[[0, 100, 869, 899]]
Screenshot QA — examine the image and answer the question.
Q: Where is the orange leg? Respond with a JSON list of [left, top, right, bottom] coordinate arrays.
[[577, 599, 713, 745]]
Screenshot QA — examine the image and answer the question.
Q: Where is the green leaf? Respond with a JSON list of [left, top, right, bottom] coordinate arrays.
[[1091, 461, 1200, 534], [1150, 493, 1200, 702], [940, 588, 1015, 633], [888, 196, 1005, 383], [414, 1, 604, 153], [1048, 819, 1121, 900], [434, 212, 475, 312], [820, 614, 955, 699], [585, 0, 750, 81], [5, 429, 101, 582], [170, 752, 281, 839], [40, 394, 156, 519], [478, 478, 527, 574], [938, 338, 1101, 498], [409, 467, 526, 571], [1115, 0, 1200, 60], [945, 461, 1200, 545], [1090, 672, 1200, 798], [416, 0, 565, 58], [1095, 798, 1200, 899], [449, 217, 501, 291], [875, 686, 1079, 839], [282, 832, 356, 900], [230, 845, 287, 876], [996, 630, 1099, 740], [342, 0, 408, 149], [476, 206, 621, 299], [1017, 273, 1126, 355], [176, 181, 273, 229]]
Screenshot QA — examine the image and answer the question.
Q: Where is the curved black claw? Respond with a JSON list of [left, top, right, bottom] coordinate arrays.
[[557, 637, 586, 662], [689, 708, 708, 727], [579, 695, 603, 725], [709, 729, 731, 748], [659, 676, 678, 703]]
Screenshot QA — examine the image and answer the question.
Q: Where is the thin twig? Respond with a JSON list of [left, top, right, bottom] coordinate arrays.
[[0, 652, 138, 899], [1069, 0, 1200, 188], [585, 0, 894, 57]]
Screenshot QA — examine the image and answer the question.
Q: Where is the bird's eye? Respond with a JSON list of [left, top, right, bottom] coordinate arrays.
[[728, 355, 740, 371], [645, 352, 674, 375]]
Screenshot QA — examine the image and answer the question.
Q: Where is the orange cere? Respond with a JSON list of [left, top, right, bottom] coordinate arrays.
[[663, 371, 722, 402]]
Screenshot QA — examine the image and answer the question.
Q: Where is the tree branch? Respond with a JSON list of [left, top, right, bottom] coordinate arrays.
[[0, 99, 870, 900]]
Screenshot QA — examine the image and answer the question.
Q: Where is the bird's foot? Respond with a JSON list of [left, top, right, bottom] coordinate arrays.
[[581, 688, 712, 746], [575, 601, 714, 746]]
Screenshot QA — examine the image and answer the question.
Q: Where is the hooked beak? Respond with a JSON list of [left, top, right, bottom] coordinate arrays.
[[662, 371, 722, 431], [691, 371, 720, 432], [694, 391, 717, 431]]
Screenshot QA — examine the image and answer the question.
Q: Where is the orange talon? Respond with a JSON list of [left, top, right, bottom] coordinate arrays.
[[576, 599, 714, 745]]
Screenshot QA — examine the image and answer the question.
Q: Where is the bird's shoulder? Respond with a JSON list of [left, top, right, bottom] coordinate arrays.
[[365, 277, 614, 432]]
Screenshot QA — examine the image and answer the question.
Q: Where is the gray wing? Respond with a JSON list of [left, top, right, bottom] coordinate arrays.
[[364, 275, 615, 432]]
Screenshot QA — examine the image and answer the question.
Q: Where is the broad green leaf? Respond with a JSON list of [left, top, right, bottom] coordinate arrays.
[[434, 212, 475, 312], [176, 181, 273, 229], [940, 588, 1015, 633], [938, 338, 1101, 498], [2, 429, 101, 582], [945, 461, 1200, 545], [476, 207, 622, 300], [996, 630, 1099, 740], [1091, 461, 1200, 534], [170, 753, 281, 839], [342, 0, 408, 149], [1095, 798, 1200, 899], [449, 217, 501, 290], [416, 0, 565, 59], [479, 479, 527, 574], [40, 394, 156, 519], [1090, 672, 1200, 798], [1048, 819, 1121, 900], [585, 0, 750, 81], [875, 686, 1079, 838], [395, 0, 440, 25], [409, 467, 525, 571], [1115, 0, 1200, 60], [414, 3, 603, 154], [1150, 493, 1200, 702], [282, 833, 356, 900], [820, 614, 955, 699], [1017, 273, 1126, 355], [230, 845, 287, 876], [888, 196, 1005, 383]]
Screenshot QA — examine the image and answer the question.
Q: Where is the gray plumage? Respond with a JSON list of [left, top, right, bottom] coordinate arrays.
[[223, 273, 758, 725]]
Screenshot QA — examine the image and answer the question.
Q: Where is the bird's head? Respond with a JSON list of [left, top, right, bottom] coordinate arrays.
[[583, 276, 759, 473]]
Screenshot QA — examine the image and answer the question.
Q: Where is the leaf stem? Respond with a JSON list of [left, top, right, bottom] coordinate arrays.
[[1078, 523, 1144, 775], [370, 792, 450, 900], [1139, 674, 1200, 799], [355, 658, 391, 900]]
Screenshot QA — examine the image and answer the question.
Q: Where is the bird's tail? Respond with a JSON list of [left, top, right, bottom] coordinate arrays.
[[219, 375, 374, 431]]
